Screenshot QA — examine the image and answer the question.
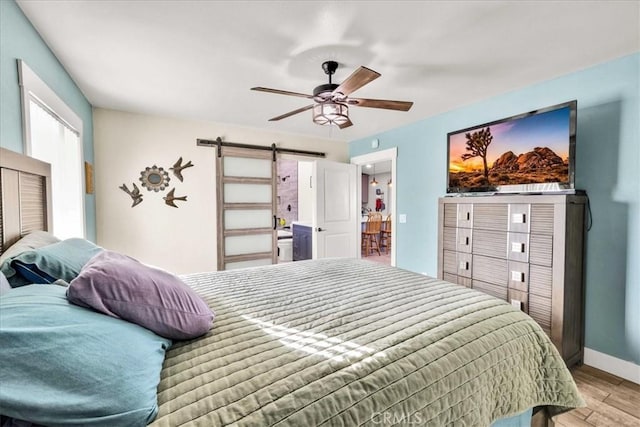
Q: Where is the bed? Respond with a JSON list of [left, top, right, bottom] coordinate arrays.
[[0, 148, 583, 426]]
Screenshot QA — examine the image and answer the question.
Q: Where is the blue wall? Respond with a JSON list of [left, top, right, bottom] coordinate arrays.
[[350, 53, 640, 364], [0, 0, 95, 242]]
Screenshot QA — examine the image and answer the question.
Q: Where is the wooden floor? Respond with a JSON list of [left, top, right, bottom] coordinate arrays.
[[556, 364, 640, 427]]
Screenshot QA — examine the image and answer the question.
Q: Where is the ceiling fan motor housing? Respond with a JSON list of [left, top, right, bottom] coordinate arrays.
[[313, 83, 339, 100]]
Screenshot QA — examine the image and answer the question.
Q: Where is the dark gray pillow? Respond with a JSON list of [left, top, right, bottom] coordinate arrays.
[[67, 250, 214, 340]]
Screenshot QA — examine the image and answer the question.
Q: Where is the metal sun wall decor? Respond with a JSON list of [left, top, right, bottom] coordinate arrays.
[[120, 157, 193, 208], [140, 165, 170, 192]]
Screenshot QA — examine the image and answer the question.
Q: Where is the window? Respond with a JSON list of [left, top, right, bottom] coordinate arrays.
[[19, 60, 85, 239]]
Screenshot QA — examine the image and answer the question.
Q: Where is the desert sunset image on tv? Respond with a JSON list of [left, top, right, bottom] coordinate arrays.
[[448, 106, 571, 191]]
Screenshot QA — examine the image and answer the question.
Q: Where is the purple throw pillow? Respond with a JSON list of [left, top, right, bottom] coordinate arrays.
[[67, 250, 214, 340]]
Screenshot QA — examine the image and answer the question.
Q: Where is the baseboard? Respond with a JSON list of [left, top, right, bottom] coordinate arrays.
[[584, 347, 640, 384]]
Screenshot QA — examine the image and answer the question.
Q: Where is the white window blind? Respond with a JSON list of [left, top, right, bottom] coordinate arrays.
[[19, 60, 85, 240], [28, 100, 84, 239]]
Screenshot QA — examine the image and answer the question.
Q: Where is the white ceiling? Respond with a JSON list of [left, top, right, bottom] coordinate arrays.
[[17, 1, 639, 143]]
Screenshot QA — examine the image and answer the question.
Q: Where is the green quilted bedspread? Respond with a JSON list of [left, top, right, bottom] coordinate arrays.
[[151, 259, 583, 426]]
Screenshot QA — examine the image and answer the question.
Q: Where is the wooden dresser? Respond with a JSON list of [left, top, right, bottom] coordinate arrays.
[[437, 194, 586, 367]]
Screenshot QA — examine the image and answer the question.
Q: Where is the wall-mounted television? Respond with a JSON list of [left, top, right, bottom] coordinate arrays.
[[447, 100, 577, 194]]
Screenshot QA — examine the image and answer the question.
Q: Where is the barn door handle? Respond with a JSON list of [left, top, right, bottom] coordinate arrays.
[[273, 215, 277, 230]]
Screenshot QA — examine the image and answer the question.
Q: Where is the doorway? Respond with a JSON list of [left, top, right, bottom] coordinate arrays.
[[351, 148, 397, 267], [275, 156, 358, 263]]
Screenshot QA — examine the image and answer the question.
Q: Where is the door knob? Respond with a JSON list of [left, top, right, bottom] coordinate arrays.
[[317, 227, 325, 232]]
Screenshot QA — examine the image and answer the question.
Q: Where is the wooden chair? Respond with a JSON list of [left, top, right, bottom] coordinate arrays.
[[362, 212, 382, 256], [380, 214, 392, 254]]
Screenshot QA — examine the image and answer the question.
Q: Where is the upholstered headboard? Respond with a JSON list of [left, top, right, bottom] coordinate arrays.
[[0, 147, 52, 255]]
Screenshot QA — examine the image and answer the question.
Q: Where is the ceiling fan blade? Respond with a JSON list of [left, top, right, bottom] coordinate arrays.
[[268, 104, 314, 121], [338, 118, 353, 129], [332, 66, 380, 97], [348, 98, 413, 111], [251, 87, 313, 99]]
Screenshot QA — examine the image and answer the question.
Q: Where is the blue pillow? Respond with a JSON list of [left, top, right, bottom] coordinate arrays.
[[1, 238, 102, 287], [0, 285, 171, 426]]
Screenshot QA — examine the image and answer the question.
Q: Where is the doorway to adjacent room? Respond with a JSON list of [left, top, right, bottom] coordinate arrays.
[[351, 148, 397, 267]]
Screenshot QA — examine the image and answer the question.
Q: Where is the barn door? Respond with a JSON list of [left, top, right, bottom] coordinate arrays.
[[216, 146, 276, 270]]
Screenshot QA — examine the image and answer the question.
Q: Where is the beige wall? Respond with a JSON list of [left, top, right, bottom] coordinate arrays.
[[93, 109, 348, 274]]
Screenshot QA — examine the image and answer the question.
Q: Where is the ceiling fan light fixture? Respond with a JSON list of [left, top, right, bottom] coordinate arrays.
[[253, 60, 412, 129], [312, 102, 349, 127]]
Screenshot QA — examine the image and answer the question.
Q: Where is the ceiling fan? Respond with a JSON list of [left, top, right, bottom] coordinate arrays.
[[251, 61, 413, 129]]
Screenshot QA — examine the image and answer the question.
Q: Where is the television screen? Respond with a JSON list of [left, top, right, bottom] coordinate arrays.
[[447, 100, 577, 194]]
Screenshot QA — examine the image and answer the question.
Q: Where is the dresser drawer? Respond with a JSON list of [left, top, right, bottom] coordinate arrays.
[[473, 254, 507, 286], [473, 229, 507, 258], [529, 264, 552, 299], [507, 232, 530, 262], [444, 204, 458, 228], [457, 227, 473, 253], [530, 204, 554, 235], [457, 277, 472, 288], [444, 273, 471, 288], [457, 204, 473, 228], [508, 288, 528, 312], [443, 250, 458, 275], [529, 294, 552, 334], [508, 260, 529, 292], [457, 252, 472, 278], [508, 204, 531, 233], [473, 279, 508, 301], [530, 234, 553, 266], [474, 203, 508, 231], [443, 272, 458, 283], [443, 227, 457, 251]]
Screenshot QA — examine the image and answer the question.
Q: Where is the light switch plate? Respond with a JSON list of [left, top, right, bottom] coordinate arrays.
[[399, 214, 407, 223]]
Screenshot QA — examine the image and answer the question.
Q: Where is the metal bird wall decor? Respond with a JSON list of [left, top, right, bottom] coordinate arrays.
[[170, 157, 194, 182], [163, 188, 187, 208], [119, 183, 143, 207], [121, 156, 193, 208]]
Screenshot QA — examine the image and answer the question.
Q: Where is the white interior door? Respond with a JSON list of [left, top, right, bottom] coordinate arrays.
[[312, 160, 357, 258]]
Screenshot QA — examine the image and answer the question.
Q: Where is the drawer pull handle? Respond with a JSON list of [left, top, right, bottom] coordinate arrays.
[[511, 242, 526, 253], [511, 271, 525, 282], [459, 261, 469, 271], [512, 213, 527, 224]]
